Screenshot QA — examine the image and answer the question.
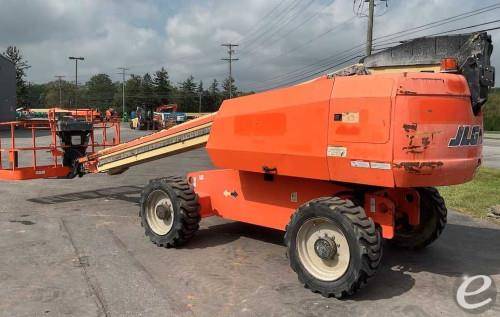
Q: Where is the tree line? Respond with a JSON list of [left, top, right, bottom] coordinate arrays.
[[3, 46, 248, 114]]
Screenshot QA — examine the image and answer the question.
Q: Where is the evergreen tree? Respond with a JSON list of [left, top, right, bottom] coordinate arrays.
[[222, 76, 238, 100], [153, 67, 172, 104], [142, 73, 155, 105], [208, 79, 221, 111], [178, 75, 197, 112]]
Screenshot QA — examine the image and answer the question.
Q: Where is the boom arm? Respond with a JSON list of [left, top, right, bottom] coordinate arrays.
[[79, 113, 215, 175]]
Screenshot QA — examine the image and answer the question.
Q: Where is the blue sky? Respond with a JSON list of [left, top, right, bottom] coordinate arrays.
[[0, 0, 499, 91]]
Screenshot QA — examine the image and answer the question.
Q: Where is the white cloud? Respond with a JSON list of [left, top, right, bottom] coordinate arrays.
[[0, 0, 498, 90]]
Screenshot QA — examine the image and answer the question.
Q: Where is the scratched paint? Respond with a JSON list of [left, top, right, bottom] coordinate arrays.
[[393, 161, 444, 174], [402, 123, 442, 154]]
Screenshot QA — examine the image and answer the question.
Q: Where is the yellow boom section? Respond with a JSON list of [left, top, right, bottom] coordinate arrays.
[[82, 113, 215, 175]]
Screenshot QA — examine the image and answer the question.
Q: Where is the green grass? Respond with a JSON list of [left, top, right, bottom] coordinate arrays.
[[439, 168, 500, 219], [484, 89, 500, 131]]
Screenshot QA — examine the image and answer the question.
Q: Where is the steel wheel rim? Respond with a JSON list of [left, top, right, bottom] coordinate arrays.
[[146, 190, 174, 235], [296, 217, 350, 281]]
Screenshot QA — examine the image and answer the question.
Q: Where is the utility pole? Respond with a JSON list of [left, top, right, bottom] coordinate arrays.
[[117, 67, 130, 118], [366, 0, 375, 56], [221, 43, 239, 99], [54, 75, 65, 106], [198, 91, 202, 113], [68, 56, 84, 107]]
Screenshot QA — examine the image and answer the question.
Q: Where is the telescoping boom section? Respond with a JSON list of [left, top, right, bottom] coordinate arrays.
[[9, 32, 496, 299], [79, 113, 215, 175]]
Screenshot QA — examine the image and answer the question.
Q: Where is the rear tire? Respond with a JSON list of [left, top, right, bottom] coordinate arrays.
[[285, 197, 382, 298], [391, 187, 447, 249], [140, 176, 200, 247]]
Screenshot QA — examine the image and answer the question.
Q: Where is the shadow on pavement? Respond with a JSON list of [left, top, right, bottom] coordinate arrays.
[[186, 221, 500, 301], [25, 187, 500, 301], [353, 222, 500, 300], [186, 221, 284, 249], [27, 186, 142, 205]]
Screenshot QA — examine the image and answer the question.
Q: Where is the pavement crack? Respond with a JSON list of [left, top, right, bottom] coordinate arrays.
[[60, 217, 110, 317], [106, 228, 194, 316]]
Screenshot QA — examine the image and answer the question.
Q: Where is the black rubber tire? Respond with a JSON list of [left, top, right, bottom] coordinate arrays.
[[285, 197, 382, 298], [140, 176, 200, 248], [391, 187, 447, 250]]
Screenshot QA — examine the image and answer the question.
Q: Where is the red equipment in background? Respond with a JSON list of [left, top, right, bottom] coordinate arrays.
[[0, 108, 120, 180]]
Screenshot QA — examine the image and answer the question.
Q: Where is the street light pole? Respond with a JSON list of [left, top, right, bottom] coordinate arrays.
[[68, 56, 84, 107]]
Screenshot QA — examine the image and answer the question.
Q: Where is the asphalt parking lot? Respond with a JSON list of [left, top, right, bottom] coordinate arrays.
[[484, 135, 500, 169], [0, 126, 499, 316]]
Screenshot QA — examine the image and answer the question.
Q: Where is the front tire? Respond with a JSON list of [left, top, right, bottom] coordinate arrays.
[[140, 176, 200, 247], [285, 197, 382, 298], [391, 187, 447, 249]]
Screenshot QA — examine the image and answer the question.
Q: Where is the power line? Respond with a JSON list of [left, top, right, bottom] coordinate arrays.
[[254, 18, 500, 91], [250, 47, 365, 90], [248, 40, 365, 88], [241, 0, 301, 47], [242, 0, 318, 56], [371, 3, 500, 47], [241, 0, 304, 51], [380, 19, 500, 45], [238, 0, 289, 42], [263, 54, 363, 91], [270, 0, 335, 47], [240, 0, 336, 61], [259, 16, 357, 65], [249, 2, 500, 89]]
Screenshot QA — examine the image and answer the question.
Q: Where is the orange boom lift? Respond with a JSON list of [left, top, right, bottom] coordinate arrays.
[[3, 33, 495, 297]]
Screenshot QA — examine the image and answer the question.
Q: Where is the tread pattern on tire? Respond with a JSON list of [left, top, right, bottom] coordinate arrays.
[[420, 187, 447, 247], [140, 175, 200, 248], [285, 196, 382, 298], [392, 187, 447, 250]]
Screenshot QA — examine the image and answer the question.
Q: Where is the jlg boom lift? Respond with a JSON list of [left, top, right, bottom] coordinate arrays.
[[1, 33, 494, 297]]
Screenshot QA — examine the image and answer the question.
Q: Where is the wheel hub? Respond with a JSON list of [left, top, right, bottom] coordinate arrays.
[[155, 205, 169, 220], [314, 236, 337, 260], [296, 217, 350, 281], [145, 190, 174, 235]]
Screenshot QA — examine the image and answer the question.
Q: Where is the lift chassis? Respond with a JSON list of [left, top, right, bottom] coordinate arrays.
[[6, 33, 494, 298], [84, 32, 493, 298]]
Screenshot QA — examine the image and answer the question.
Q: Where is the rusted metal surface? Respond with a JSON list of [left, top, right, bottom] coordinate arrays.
[[403, 123, 417, 133], [402, 122, 442, 154], [393, 161, 444, 174]]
